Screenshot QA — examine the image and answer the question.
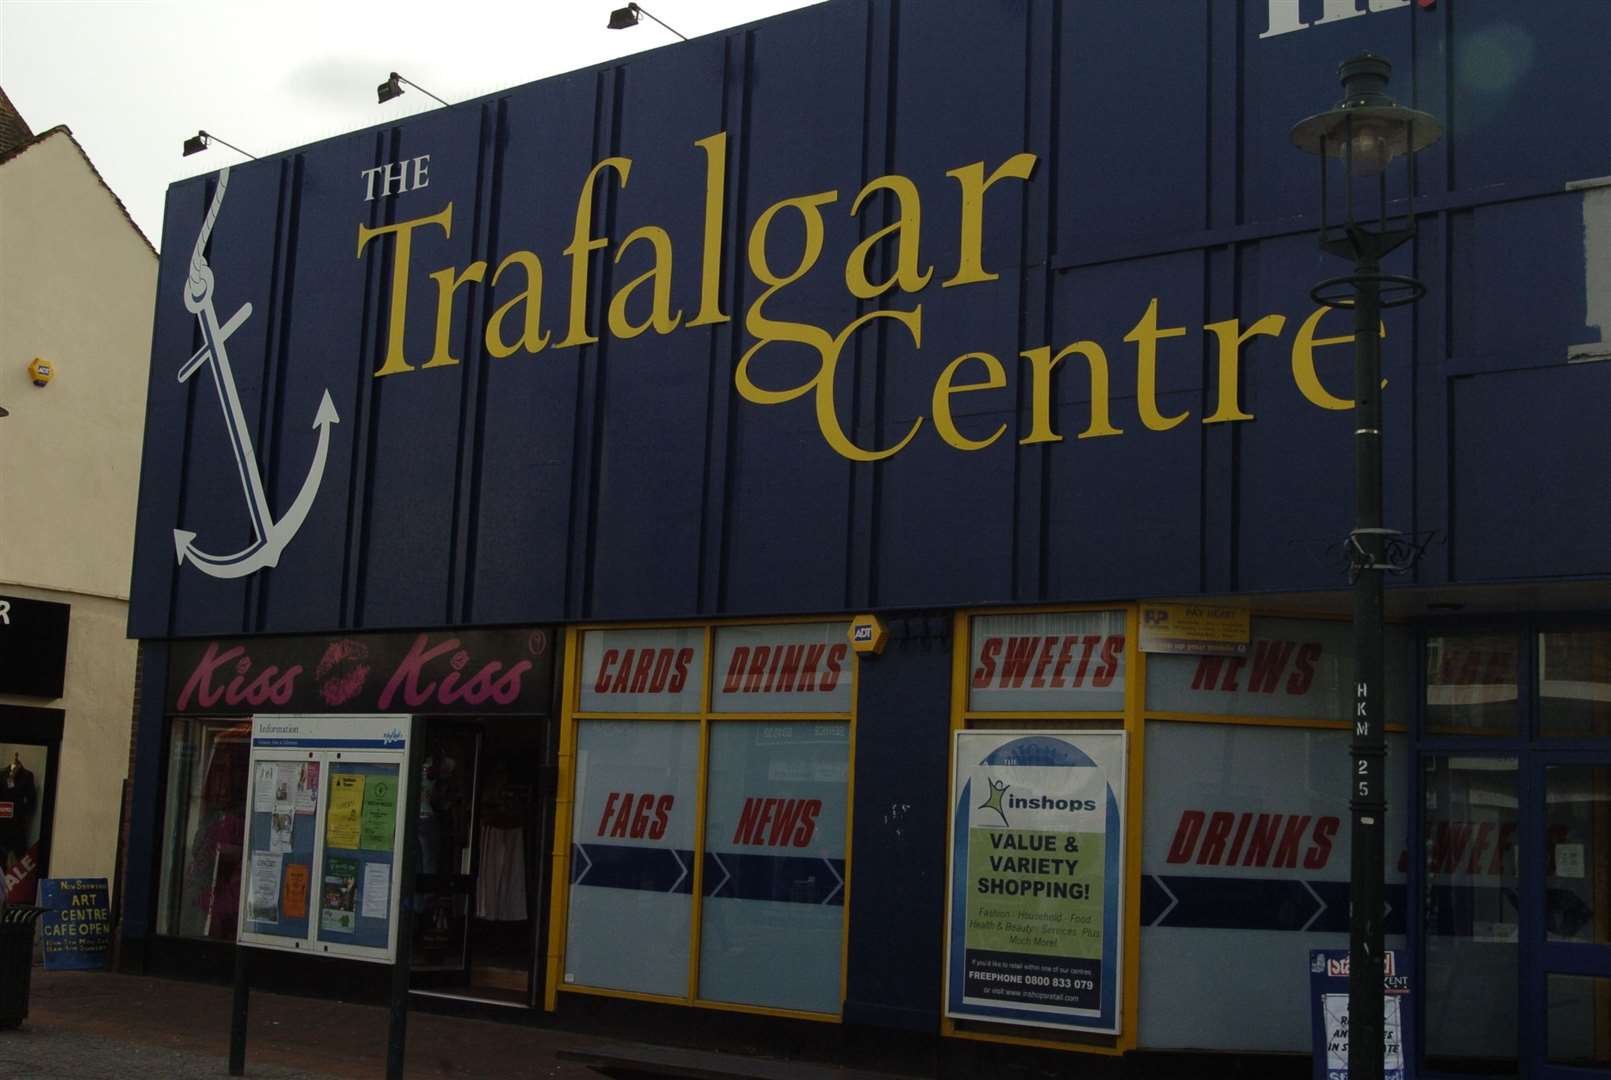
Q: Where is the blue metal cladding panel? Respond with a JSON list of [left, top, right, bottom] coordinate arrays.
[[167, 165, 286, 636], [1452, 361, 1611, 581], [1055, 3, 1211, 250], [1042, 253, 1204, 601], [844, 635, 952, 1030], [128, 0, 1611, 639], [1240, 3, 1417, 229], [256, 135, 385, 633], [1449, 1, 1611, 193], [1449, 198, 1594, 365], [870, 2, 1031, 609], [129, 187, 209, 636], [717, 3, 871, 616], [588, 43, 728, 620], [351, 110, 490, 629], [466, 75, 601, 625]]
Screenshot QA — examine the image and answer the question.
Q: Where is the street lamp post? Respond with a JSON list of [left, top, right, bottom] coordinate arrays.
[[1291, 54, 1441, 1080]]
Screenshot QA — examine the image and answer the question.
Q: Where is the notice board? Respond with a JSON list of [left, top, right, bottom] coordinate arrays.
[[235, 715, 410, 963]]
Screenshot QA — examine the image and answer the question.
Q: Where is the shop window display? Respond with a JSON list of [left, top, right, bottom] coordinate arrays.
[[561, 622, 855, 1016], [156, 718, 251, 939], [0, 745, 48, 904]]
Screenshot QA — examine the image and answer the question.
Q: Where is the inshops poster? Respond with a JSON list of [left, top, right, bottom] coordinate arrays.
[[946, 730, 1126, 1034]]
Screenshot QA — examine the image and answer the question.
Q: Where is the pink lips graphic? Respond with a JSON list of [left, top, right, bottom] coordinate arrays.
[[316, 639, 371, 706]]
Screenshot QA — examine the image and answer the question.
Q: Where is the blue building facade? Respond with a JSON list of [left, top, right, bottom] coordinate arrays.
[[123, 2, 1611, 1074]]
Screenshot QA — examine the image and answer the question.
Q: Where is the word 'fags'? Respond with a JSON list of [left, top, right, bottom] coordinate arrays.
[[597, 792, 673, 840]]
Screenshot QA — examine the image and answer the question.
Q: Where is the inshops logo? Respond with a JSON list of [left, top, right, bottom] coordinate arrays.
[[1007, 794, 1098, 813], [978, 779, 1097, 827], [978, 778, 1011, 826]]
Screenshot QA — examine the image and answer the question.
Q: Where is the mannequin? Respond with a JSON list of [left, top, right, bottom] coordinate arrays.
[[0, 752, 38, 868]]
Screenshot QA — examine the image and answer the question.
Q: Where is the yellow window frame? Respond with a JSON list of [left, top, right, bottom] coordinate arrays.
[[943, 603, 1145, 1056], [545, 617, 858, 1024]]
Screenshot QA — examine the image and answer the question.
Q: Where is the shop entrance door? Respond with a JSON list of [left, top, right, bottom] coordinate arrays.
[[1527, 753, 1611, 1078], [409, 716, 548, 1007]]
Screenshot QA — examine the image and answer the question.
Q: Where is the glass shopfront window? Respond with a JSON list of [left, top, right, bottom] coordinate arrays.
[[156, 718, 251, 939], [1543, 764, 1610, 947], [1539, 628, 1611, 738], [698, 721, 849, 1013], [1147, 616, 1410, 723], [564, 720, 700, 997], [1425, 633, 1520, 737], [561, 622, 854, 1018], [1138, 721, 1409, 1052], [1422, 754, 1519, 1073]]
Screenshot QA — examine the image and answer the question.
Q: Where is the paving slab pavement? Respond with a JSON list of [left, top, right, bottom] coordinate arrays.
[[2, 969, 601, 1079]]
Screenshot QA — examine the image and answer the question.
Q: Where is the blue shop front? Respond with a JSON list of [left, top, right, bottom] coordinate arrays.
[[120, 1, 1611, 1075]]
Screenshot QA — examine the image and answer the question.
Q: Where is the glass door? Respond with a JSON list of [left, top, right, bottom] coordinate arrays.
[[410, 723, 481, 981], [1528, 753, 1611, 1079]]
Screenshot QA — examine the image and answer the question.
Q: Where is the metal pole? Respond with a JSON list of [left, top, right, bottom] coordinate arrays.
[[227, 940, 250, 1076], [386, 716, 424, 1080], [1348, 249, 1387, 1080]]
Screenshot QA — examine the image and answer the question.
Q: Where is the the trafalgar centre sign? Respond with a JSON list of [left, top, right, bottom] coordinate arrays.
[[945, 730, 1126, 1034], [165, 124, 1393, 584]]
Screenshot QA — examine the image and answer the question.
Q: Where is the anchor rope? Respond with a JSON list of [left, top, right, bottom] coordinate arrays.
[[185, 167, 230, 311]]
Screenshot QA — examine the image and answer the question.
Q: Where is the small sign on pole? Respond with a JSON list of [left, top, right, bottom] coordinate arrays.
[[1309, 949, 1412, 1080]]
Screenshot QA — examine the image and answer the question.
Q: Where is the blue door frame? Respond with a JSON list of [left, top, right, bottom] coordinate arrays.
[[1410, 620, 1611, 1079], [1525, 750, 1611, 1080]]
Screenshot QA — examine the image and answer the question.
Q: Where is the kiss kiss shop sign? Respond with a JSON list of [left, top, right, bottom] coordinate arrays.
[[351, 135, 1385, 462], [166, 628, 552, 715]]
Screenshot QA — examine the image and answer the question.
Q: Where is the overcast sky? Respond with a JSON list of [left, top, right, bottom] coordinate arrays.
[[1, 0, 821, 249]]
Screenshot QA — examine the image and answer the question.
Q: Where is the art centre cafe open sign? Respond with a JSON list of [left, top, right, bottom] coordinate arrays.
[[945, 730, 1126, 1034]]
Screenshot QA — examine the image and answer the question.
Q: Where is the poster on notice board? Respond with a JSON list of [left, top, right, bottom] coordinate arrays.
[[944, 729, 1126, 1034]]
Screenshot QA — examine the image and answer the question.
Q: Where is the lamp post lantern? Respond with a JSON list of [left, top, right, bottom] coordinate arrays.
[[1291, 54, 1440, 1080]]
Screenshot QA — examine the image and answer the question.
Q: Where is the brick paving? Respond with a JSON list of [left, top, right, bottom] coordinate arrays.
[[3, 969, 600, 1079]]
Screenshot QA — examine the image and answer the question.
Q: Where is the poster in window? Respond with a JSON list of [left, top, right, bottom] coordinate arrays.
[[967, 612, 1128, 713], [945, 730, 1126, 1034], [697, 721, 849, 1014], [565, 720, 700, 997]]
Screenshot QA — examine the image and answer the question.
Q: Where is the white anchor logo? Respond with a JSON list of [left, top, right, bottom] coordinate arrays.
[[173, 167, 339, 578]]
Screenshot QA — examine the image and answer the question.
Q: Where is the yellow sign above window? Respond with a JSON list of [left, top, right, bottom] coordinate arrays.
[[1139, 605, 1250, 656]]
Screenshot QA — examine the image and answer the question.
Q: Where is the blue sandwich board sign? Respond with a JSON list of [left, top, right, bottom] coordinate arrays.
[[1310, 948, 1412, 1080], [39, 877, 112, 971]]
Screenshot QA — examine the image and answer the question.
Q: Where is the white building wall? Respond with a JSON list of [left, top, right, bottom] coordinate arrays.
[[0, 129, 156, 894]]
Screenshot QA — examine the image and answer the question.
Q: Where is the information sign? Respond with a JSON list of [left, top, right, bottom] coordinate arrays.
[[38, 877, 110, 971], [945, 730, 1126, 1034], [1139, 604, 1250, 656], [236, 714, 410, 964]]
